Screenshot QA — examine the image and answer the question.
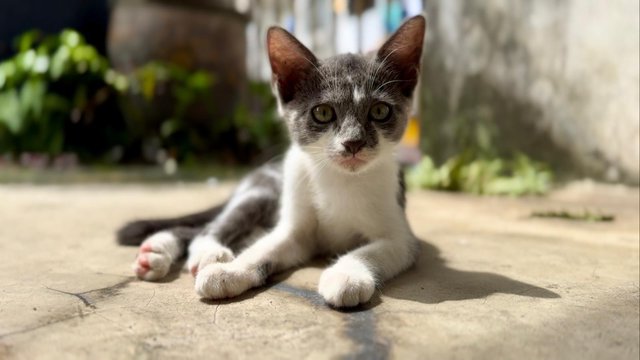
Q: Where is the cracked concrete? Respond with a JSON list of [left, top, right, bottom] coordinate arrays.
[[0, 180, 638, 359]]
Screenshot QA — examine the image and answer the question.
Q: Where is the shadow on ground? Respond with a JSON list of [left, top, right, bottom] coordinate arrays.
[[384, 241, 560, 304]]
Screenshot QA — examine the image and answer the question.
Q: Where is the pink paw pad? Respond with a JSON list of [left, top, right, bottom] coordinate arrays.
[[134, 254, 151, 278], [137, 254, 150, 268], [139, 243, 153, 253]]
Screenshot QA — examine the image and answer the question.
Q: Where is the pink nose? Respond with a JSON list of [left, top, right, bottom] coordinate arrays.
[[342, 140, 365, 155]]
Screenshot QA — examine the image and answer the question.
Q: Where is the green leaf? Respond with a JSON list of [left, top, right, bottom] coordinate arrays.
[[16, 30, 41, 52], [60, 29, 83, 48], [19, 78, 46, 121], [0, 90, 22, 133], [50, 46, 70, 79]]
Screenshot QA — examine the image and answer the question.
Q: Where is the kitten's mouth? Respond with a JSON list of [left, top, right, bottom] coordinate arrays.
[[336, 155, 368, 171]]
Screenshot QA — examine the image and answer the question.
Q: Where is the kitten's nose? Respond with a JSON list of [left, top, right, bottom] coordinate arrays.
[[342, 140, 366, 155]]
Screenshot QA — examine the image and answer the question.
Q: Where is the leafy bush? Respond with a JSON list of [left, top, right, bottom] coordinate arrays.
[[0, 29, 119, 157], [113, 61, 217, 163], [0, 28, 283, 166], [231, 81, 286, 162], [407, 152, 552, 196], [412, 82, 555, 196]]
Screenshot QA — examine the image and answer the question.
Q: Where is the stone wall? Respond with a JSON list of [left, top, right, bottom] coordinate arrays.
[[422, 0, 639, 183]]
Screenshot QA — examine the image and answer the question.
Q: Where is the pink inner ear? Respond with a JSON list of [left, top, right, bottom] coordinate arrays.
[[267, 27, 316, 72], [376, 16, 426, 96], [378, 16, 425, 66], [267, 27, 318, 102]]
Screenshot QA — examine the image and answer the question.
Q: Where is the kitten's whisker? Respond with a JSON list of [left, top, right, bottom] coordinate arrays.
[[374, 79, 411, 93], [301, 56, 329, 83], [369, 47, 397, 91], [367, 44, 412, 93]]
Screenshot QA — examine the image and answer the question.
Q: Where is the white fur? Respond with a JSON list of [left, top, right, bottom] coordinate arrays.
[[318, 256, 376, 307], [353, 86, 364, 103], [195, 261, 262, 298]]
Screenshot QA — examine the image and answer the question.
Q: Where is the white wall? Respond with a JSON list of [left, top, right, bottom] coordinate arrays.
[[425, 0, 639, 182]]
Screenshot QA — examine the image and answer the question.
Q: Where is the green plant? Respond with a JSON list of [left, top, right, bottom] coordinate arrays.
[[0, 29, 221, 164], [407, 152, 552, 196], [114, 61, 218, 162], [0, 29, 117, 157], [412, 77, 556, 196], [231, 81, 286, 161]]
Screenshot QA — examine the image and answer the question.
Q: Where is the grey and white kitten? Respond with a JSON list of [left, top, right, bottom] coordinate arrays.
[[118, 15, 426, 308]]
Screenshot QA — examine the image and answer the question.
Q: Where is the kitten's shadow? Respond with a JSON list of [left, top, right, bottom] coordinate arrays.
[[383, 240, 560, 304], [155, 260, 186, 283]]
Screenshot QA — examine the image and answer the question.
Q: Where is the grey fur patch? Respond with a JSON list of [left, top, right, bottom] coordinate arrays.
[[256, 262, 273, 283], [199, 162, 282, 245], [116, 163, 284, 252], [171, 227, 203, 246], [116, 204, 226, 245], [396, 169, 407, 209]]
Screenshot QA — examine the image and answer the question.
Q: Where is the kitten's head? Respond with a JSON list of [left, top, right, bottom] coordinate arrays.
[[267, 16, 425, 173]]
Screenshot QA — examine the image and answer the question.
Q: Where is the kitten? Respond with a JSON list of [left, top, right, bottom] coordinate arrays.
[[117, 15, 426, 307]]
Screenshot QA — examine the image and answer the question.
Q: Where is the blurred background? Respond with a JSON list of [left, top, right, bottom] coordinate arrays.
[[0, 0, 638, 194]]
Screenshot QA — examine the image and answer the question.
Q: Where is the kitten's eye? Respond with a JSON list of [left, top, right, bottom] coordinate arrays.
[[369, 103, 391, 121], [312, 104, 335, 123]]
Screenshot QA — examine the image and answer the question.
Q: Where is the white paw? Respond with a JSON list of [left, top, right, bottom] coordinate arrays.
[[186, 237, 234, 277], [133, 231, 181, 281], [195, 262, 258, 299], [318, 262, 376, 307]]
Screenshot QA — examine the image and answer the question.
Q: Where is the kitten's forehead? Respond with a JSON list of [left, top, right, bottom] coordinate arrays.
[[321, 54, 369, 79], [318, 55, 370, 97], [316, 54, 396, 105]]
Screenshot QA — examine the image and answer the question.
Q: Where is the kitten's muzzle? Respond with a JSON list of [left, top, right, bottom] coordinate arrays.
[[342, 140, 366, 155]]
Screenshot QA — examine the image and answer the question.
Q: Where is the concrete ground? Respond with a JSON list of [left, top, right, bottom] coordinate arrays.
[[0, 180, 638, 359]]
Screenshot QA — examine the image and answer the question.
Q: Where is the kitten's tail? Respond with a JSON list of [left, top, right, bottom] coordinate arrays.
[[116, 202, 226, 246]]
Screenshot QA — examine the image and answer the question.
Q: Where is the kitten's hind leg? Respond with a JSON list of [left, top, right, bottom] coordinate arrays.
[[186, 191, 278, 276], [134, 227, 199, 281], [186, 163, 282, 276]]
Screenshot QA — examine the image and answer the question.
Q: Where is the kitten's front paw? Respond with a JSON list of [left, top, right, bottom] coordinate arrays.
[[133, 232, 180, 281], [195, 263, 259, 299], [186, 242, 234, 277], [318, 265, 376, 308]]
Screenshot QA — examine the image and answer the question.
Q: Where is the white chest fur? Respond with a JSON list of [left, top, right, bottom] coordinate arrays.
[[283, 146, 406, 253]]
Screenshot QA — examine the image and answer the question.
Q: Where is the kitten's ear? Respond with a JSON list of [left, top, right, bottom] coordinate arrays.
[[376, 15, 426, 97], [267, 27, 318, 103]]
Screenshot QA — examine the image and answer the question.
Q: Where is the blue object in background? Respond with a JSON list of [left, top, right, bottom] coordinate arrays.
[[283, 14, 295, 34], [384, 0, 423, 33], [385, 0, 406, 33]]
